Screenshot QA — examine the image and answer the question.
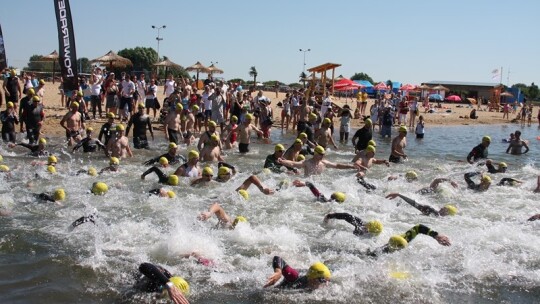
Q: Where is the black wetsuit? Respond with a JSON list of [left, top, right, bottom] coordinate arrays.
[[1, 110, 19, 142], [141, 166, 169, 183], [497, 177, 520, 186], [22, 103, 44, 144], [73, 137, 106, 153], [464, 172, 484, 191], [467, 144, 488, 163], [143, 153, 185, 166], [98, 122, 114, 146], [326, 213, 366, 236], [126, 112, 153, 149], [36, 192, 56, 202], [264, 153, 297, 173], [368, 224, 439, 256], [17, 143, 48, 156], [5, 76, 19, 103], [135, 263, 173, 293], [352, 126, 373, 151], [305, 182, 332, 202], [271, 256, 309, 289], [357, 177, 376, 190], [486, 163, 504, 174], [395, 194, 440, 216]]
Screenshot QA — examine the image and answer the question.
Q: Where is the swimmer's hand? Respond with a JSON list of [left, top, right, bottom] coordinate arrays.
[[450, 181, 458, 188], [197, 212, 211, 221], [387, 175, 398, 181], [264, 269, 283, 288], [435, 235, 451, 246], [385, 193, 400, 200], [165, 284, 190, 304], [262, 188, 274, 195], [323, 215, 330, 224], [7, 143, 16, 148], [354, 163, 368, 171], [292, 180, 306, 187]]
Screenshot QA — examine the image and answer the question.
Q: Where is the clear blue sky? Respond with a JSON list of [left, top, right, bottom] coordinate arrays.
[[1, 0, 539, 86]]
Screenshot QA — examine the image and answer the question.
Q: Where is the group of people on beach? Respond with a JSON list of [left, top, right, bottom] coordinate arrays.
[[1, 68, 539, 304]]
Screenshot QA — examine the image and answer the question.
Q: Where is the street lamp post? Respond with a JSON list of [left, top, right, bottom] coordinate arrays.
[[151, 25, 166, 77], [299, 48, 311, 73]]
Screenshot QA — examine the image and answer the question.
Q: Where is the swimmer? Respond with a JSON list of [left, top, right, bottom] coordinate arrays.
[[496, 177, 523, 186], [72, 127, 107, 154], [292, 180, 346, 202], [282, 138, 304, 161], [197, 120, 221, 151], [535, 176, 540, 193], [467, 136, 491, 164], [148, 188, 176, 198], [352, 144, 389, 172], [278, 145, 362, 177], [173, 150, 201, 177], [126, 103, 154, 149], [135, 262, 190, 304], [191, 162, 237, 186], [9, 137, 49, 156], [505, 130, 529, 155], [142, 142, 185, 166], [264, 257, 331, 289], [199, 134, 224, 162], [98, 112, 116, 146], [351, 118, 373, 152], [385, 192, 458, 216], [264, 144, 298, 174], [105, 124, 133, 158], [528, 213, 540, 221], [464, 172, 491, 191], [417, 177, 459, 194], [323, 213, 383, 236], [221, 115, 238, 150], [69, 211, 97, 230], [237, 113, 263, 154], [389, 126, 408, 163], [367, 224, 451, 256], [141, 162, 178, 186], [35, 188, 66, 204], [60, 101, 84, 146], [485, 159, 507, 174], [197, 203, 248, 230], [314, 118, 338, 149], [99, 157, 121, 174]]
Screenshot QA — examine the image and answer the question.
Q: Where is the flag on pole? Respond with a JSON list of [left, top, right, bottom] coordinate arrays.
[[0, 23, 7, 71], [491, 68, 500, 80], [54, 0, 78, 92]]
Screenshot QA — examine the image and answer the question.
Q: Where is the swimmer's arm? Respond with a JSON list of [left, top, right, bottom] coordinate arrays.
[[535, 176, 540, 193], [528, 214, 540, 221], [125, 117, 133, 136], [126, 144, 133, 158], [372, 158, 390, 166], [236, 175, 274, 195], [323, 160, 357, 170], [72, 140, 83, 152], [196, 133, 206, 151], [59, 114, 69, 131], [141, 166, 160, 180], [190, 177, 205, 186], [486, 163, 498, 174], [404, 224, 451, 246], [96, 140, 107, 151], [173, 166, 185, 177], [497, 177, 522, 186], [278, 158, 303, 168], [38, 192, 56, 202], [17, 143, 34, 151], [324, 213, 364, 234], [464, 172, 480, 189], [198, 203, 231, 223], [522, 141, 529, 154], [264, 256, 286, 288], [430, 178, 458, 189], [505, 143, 512, 154]]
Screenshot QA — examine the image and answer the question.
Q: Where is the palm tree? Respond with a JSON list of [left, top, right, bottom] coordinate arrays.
[[249, 66, 258, 86], [299, 71, 307, 88]]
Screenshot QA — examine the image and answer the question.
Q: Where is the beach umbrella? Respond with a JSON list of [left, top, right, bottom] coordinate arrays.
[[466, 98, 477, 105], [428, 94, 443, 101], [41, 50, 59, 84], [374, 82, 389, 90], [91, 50, 132, 70], [333, 78, 358, 89], [432, 84, 449, 91], [417, 84, 432, 90], [446, 95, 461, 102], [400, 83, 416, 91], [186, 61, 210, 84], [500, 92, 514, 97], [207, 63, 224, 74], [153, 58, 183, 76]]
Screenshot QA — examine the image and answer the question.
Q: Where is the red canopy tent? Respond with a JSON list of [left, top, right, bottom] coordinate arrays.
[[446, 95, 461, 102], [333, 78, 358, 89], [400, 83, 416, 91], [374, 82, 389, 90]]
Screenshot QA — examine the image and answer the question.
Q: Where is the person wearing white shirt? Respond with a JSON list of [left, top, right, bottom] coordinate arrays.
[[321, 92, 332, 117], [120, 76, 136, 121], [137, 74, 147, 104], [90, 74, 103, 119], [145, 79, 158, 119], [163, 74, 176, 99]]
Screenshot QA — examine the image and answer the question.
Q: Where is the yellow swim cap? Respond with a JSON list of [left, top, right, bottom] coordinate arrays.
[[298, 132, 308, 139], [0, 164, 9, 172], [275, 144, 285, 152], [232, 215, 248, 228], [218, 166, 230, 176], [294, 139, 303, 145], [71, 101, 79, 107], [169, 277, 189, 295], [245, 114, 254, 121], [109, 157, 120, 165], [27, 88, 35, 95], [366, 220, 383, 235], [166, 191, 176, 198], [107, 112, 116, 119], [482, 175, 492, 184], [399, 125, 408, 133], [47, 165, 56, 174], [39, 138, 47, 145], [137, 103, 145, 108], [54, 189, 66, 201], [168, 174, 179, 186], [231, 115, 238, 122], [331, 192, 346, 203], [7, 101, 14, 108], [306, 262, 331, 280], [323, 118, 331, 125], [192, 105, 200, 111], [309, 113, 317, 121], [238, 189, 249, 200], [48, 155, 58, 164], [92, 182, 109, 195], [498, 162, 507, 168], [482, 136, 491, 143], [296, 154, 306, 161], [168, 142, 178, 149], [366, 145, 376, 153], [39, 79, 45, 85], [116, 124, 125, 131], [443, 204, 458, 216], [203, 167, 214, 176], [314, 145, 325, 155], [32, 95, 40, 102], [368, 140, 377, 147], [208, 120, 217, 127], [389, 235, 408, 251], [405, 171, 418, 181], [86, 127, 94, 132], [210, 134, 220, 142], [159, 157, 169, 166], [76, 90, 83, 97], [364, 118, 373, 125], [188, 150, 199, 160], [88, 167, 97, 176], [176, 103, 183, 111]]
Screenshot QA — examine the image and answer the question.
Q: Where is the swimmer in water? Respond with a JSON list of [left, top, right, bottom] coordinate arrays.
[[72, 127, 107, 154], [467, 136, 491, 164], [292, 180, 346, 202], [142, 142, 185, 166], [199, 134, 224, 162], [9, 137, 49, 156], [278, 145, 362, 177], [464, 172, 492, 191], [505, 130, 529, 155], [141, 158, 178, 185], [416, 176, 459, 194], [264, 257, 331, 290], [485, 159, 507, 174], [367, 224, 451, 257], [323, 213, 383, 236], [191, 163, 274, 195], [148, 188, 176, 198], [389, 126, 408, 163], [99, 157, 121, 174], [135, 262, 190, 304], [264, 144, 298, 174], [173, 150, 201, 178], [197, 202, 248, 230], [35, 188, 66, 204], [385, 192, 458, 216]]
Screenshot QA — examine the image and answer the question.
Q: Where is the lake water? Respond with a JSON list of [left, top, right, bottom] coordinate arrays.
[[0, 123, 539, 304]]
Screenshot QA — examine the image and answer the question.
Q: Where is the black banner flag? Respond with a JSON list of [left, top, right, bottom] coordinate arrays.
[[54, 0, 78, 92], [0, 23, 7, 71]]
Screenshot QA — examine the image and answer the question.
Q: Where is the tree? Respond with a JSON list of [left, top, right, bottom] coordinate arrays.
[[528, 82, 539, 100], [249, 66, 258, 85], [77, 57, 92, 74], [289, 83, 303, 89], [386, 80, 393, 90], [512, 83, 528, 97], [350, 72, 374, 84], [25, 54, 53, 72], [117, 47, 158, 71], [299, 71, 307, 88], [228, 78, 245, 84]]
